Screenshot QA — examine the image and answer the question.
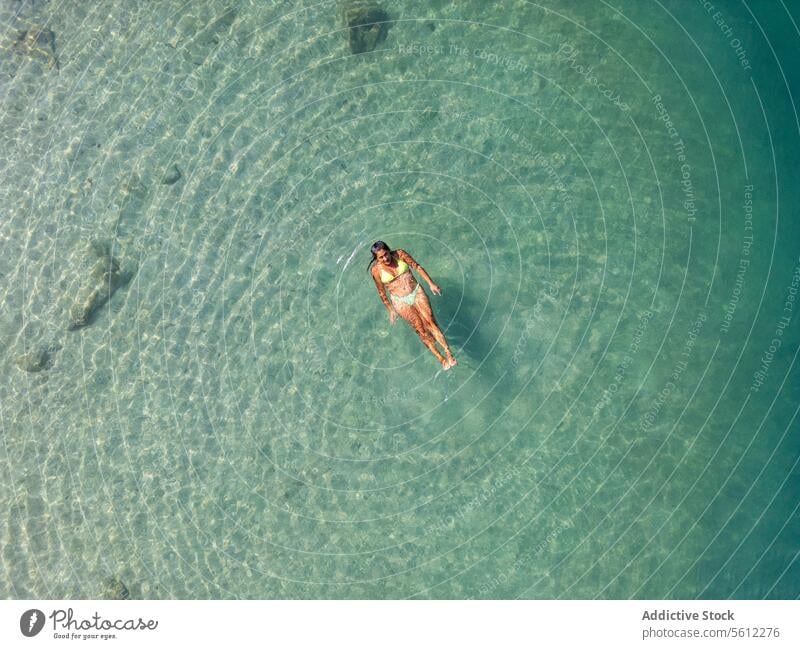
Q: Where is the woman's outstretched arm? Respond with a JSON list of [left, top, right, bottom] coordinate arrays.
[[396, 249, 442, 295]]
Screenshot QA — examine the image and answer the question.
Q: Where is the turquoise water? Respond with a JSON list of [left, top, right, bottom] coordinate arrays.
[[1, 0, 798, 599]]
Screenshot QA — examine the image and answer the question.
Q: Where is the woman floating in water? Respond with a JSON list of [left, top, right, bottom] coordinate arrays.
[[368, 241, 457, 370]]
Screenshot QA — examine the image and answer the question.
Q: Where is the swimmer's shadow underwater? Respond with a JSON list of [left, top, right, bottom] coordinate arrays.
[[437, 279, 487, 364]]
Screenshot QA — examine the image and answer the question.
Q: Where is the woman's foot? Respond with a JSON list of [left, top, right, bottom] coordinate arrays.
[[441, 355, 457, 370]]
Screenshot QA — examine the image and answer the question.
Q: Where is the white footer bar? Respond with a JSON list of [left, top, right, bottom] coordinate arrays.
[[1, 600, 797, 648]]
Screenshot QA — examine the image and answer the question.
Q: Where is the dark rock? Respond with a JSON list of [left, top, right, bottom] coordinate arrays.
[[162, 164, 181, 185], [11, 25, 59, 70], [102, 576, 130, 600], [67, 240, 131, 331], [342, 1, 390, 55], [15, 343, 60, 372]]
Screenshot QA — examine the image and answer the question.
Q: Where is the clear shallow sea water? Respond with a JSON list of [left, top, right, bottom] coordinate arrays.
[[1, 0, 798, 599]]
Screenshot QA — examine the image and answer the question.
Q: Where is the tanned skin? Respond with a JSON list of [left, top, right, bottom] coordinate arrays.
[[371, 248, 457, 370]]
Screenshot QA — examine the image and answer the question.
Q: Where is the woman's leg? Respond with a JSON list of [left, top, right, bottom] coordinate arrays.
[[393, 297, 449, 368], [413, 289, 456, 364]]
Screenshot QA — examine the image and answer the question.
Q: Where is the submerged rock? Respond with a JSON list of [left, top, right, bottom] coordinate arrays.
[[11, 25, 59, 70], [162, 164, 182, 185], [67, 240, 130, 331], [341, 1, 390, 54], [15, 343, 60, 373], [102, 576, 130, 600]]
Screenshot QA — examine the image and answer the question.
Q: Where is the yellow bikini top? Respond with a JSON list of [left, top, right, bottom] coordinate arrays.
[[379, 255, 410, 283]]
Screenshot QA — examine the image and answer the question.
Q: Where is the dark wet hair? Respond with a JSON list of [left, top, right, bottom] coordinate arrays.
[[367, 240, 392, 272]]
